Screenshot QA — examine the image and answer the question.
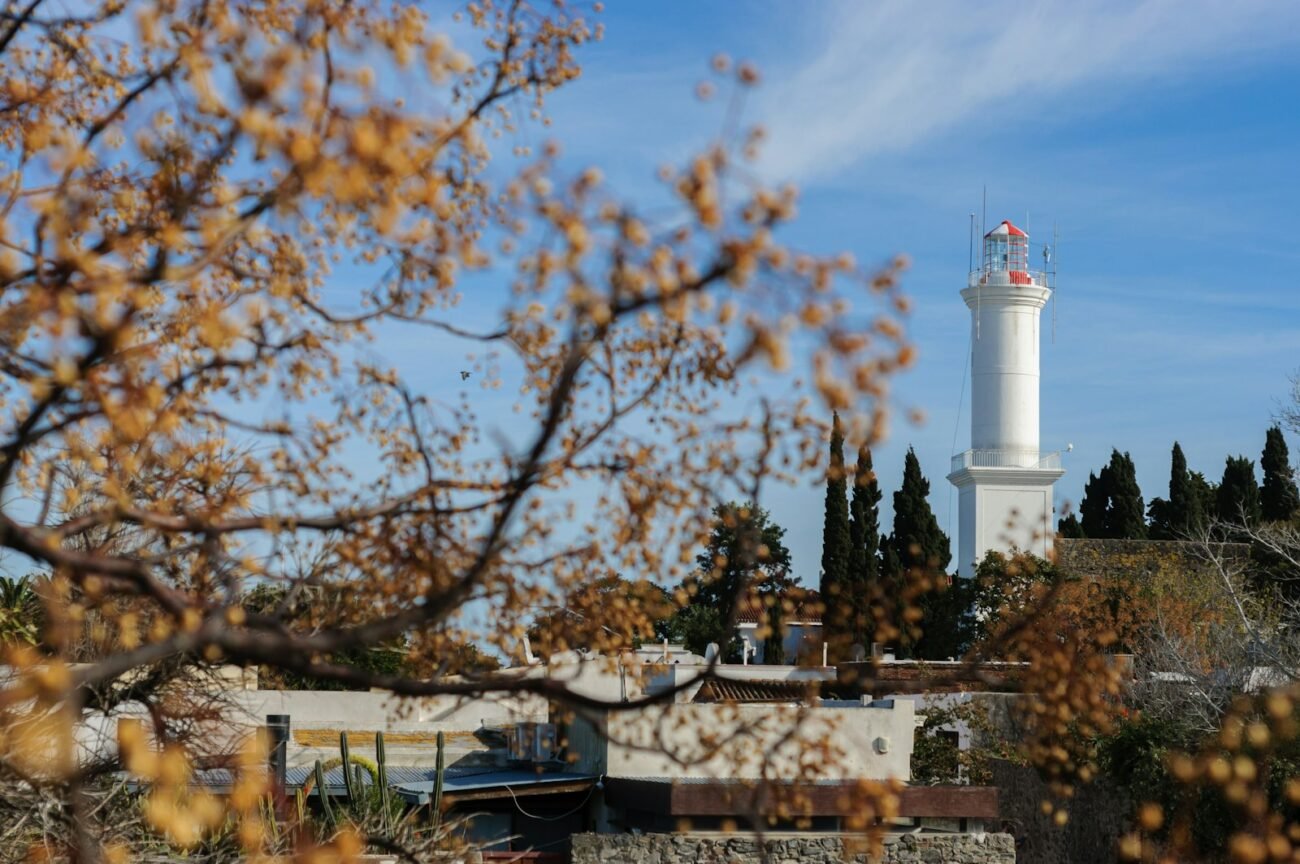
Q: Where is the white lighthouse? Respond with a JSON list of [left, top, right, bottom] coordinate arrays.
[[948, 220, 1064, 577]]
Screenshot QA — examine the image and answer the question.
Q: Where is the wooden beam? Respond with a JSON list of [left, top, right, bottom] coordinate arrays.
[[444, 780, 595, 804], [898, 785, 998, 819]]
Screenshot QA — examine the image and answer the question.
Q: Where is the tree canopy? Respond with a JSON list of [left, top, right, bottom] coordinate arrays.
[[1261, 425, 1299, 523], [819, 413, 851, 641], [684, 502, 794, 660], [1217, 456, 1262, 527], [888, 448, 955, 658], [0, 1, 922, 856]]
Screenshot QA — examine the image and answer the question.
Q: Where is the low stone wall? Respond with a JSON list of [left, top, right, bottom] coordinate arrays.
[[1053, 537, 1247, 583], [571, 832, 1015, 863]]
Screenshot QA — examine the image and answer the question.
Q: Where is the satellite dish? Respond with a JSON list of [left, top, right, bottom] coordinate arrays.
[[704, 642, 720, 663], [849, 643, 867, 662], [1066, 442, 1074, 452]]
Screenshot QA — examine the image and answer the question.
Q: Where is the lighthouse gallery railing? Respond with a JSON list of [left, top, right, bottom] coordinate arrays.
[[950, 449, 1062, 472]]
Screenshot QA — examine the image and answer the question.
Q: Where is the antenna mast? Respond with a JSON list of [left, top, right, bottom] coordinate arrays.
[[977, 188, 986, 341], [1050, 223, 1059, 342], [968, 213, 975, 272]]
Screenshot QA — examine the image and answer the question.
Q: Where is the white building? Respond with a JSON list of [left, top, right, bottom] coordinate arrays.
[[948, 220, 1064, 577]]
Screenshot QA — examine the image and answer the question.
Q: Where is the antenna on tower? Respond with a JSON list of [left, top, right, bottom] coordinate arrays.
[[968, 213, 975, 273], [977, 188, 986, 341], [1050, 222, 1060, 342]]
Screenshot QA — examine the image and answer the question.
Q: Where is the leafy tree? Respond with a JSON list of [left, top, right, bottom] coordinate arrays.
[[666, 604, 734, 660], [910, 701, 996, 786], [1217, 456, 1262, 527], [1104, 450, 1147, 540], [819, 414, 851, 636], [1261, 425, 1299, 523], [244, 585, 411, 690], [890, 448, 955, 659], [528, 574, 674, 659], [967, 550, 1057, 652], [846, 446, 884, 649], [0, 576, 41, 647], [686, 502, 794, 660]]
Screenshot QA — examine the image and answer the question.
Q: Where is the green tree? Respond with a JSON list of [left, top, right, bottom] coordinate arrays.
[[1149, 442, 1203, 540], [1261, 425, 1299, 523], [1147, 496, 1172, 540], [1079, 468, 1111, 538], [967, 550, 1057, 650], [1104, 450, 1147, 539], [845, 446, 883, 650], [1190, 471, 1218, 524], [1057, 512, 1084, 539], [243, 585, 412, 689], [687, 502, 794, 660], [1168, 441, 1205, 537], [1217, 456, 1262, 527], [819, 414, 851, 627], [666, 605, 731, 660], [891, 448, 955, 659], [0, 575, 41, 647]]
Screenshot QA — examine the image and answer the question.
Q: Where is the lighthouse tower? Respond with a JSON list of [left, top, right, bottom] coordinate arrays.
[[948, 220, 1064, 577]]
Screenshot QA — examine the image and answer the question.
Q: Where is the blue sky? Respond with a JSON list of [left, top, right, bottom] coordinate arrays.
[[519, 0, 1300, 579], [364, 1, 1300, 585]]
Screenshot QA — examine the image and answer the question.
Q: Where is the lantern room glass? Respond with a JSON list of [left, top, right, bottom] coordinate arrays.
[[983, 232, 1028, 275]]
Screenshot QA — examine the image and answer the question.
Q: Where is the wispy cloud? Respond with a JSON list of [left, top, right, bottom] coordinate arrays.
[[755, 1, 1300, 184]]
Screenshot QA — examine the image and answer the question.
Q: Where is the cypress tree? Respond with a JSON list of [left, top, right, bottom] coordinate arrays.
[[1146, 497, 1171, 540], [891, 448, 954, 660], [891, 448, 952, 573], [819, 414, 851, 630], [1190, 471, 1217, 526], [1079, 468, 1111, 539], [877, 533, 904, 647], [1217, 456, 1262, 527], [1057, 512, 1084, 539], [1103, 450, 1146, 539], [1166, 442, 1204, 537], [1261, 426, 1299, 523], [847, 446, 882, 648]]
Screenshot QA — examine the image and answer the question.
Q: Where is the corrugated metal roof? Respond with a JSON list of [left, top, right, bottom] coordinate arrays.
[[693, 678, 844, 703]]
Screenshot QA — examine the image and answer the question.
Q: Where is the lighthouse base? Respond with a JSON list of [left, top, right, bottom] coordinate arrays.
[[948, 464, 1064, 578]]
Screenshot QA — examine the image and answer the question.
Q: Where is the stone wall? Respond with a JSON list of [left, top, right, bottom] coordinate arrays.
[[571, 832, 1016, 864], [1053, 537, 1247, 583]]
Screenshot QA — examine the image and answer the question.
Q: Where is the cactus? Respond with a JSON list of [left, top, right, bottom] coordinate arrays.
[[431, 730, 445, 826], [354, 764, 366, 804], [313, 759, 334, 824], [376, 731, 390, 830], [339, 731, 356, 804]]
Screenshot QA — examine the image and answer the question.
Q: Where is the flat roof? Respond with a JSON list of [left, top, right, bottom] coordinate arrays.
[[396, 769, 598, 806]]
